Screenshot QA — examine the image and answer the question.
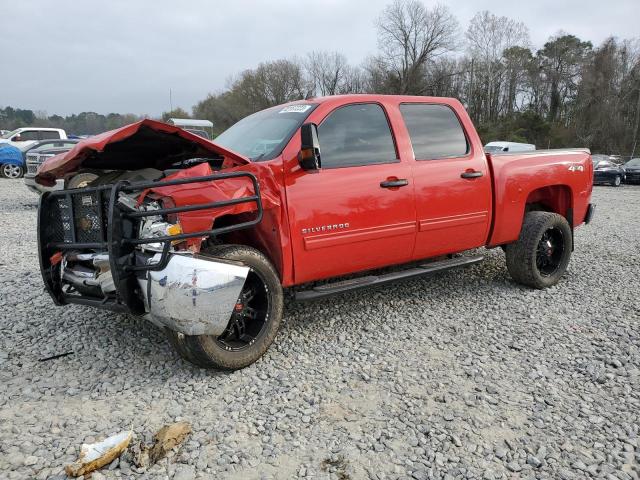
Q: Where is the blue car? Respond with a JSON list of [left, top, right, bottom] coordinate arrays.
[[0, 144, 25, 179]]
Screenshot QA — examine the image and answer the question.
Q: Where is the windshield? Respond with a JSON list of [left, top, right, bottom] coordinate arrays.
[[214, 104, 317, 161], [594, 161, 612, 169], [625, 158, 640, 167], [1, 129, 20, 139]]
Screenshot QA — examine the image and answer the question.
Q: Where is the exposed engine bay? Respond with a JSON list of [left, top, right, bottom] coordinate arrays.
[[36, 119, 280, 336], [57, 168, 181, 298]]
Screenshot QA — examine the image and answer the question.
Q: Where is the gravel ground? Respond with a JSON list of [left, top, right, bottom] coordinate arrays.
[[0, 179, 639, 480]]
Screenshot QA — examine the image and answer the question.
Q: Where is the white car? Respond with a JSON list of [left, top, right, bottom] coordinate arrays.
[[484, 141, 536, 153], [0, 127, 67, 150]]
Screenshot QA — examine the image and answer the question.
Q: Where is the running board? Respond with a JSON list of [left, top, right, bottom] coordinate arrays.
[[295, 255, 484, 301]]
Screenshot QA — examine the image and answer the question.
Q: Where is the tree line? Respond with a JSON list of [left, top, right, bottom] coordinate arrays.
[[194, 2, 639, 156], [2, 0, 639, 157], [0, 107, 142, 136]]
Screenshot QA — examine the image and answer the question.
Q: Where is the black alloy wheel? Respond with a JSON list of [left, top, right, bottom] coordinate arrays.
[[535, 227, 565, 276], [505, 211, 573, 289], [165, 245, 283, 370], [216, 268, 270, 351]]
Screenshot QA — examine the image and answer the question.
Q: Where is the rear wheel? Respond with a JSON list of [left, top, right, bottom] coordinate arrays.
[[1, 164, 23, 179], [505, 212, 572, 289], [166, 245, 283, 370]]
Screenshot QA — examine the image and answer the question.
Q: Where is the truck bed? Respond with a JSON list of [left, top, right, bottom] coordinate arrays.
[[487, 149, 593, 247]]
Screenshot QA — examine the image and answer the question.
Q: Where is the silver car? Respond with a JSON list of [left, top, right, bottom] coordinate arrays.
[[23, 140, 78, 193]]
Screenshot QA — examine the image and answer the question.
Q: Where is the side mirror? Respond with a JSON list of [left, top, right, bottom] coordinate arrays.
[[298, 123, 321, 171], [12, 135, 21, 142]]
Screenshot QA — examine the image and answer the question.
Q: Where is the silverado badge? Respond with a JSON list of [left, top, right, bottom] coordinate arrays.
[[302, 223, 350, 234]]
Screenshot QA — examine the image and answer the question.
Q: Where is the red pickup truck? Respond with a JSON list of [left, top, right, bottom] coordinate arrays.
[[35, 94, 594, 369]]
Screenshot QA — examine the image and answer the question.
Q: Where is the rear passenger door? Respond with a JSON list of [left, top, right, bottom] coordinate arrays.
[[400, 103, 492, 260], [39, 130, 61, 140], [285, 103, 416, 284]]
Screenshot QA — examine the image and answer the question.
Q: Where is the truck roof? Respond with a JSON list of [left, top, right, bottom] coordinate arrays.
[[15, 127, 66, 131], [485, 141, 535, 148], [167, 118, 213, 128], [303, 94, 460, 105]]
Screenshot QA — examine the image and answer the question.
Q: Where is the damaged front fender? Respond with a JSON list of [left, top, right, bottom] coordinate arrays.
[[140, 253, 249, 336]]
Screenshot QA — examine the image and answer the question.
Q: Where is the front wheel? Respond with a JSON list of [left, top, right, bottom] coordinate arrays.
[[613, 175, 621, 187], [67, 172, 99, 189], [505, 211, 572, 289], [166, 245, 283, 370], [1, 164, 24, 179]]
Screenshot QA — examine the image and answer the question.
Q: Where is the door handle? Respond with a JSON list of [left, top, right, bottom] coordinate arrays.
[[380, 179, 409, 188], [460, 170, 483, 179]]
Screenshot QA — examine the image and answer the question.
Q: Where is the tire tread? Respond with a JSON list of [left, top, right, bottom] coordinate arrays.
[[166, 245, 283, 370], [505, 211, 572, 289]]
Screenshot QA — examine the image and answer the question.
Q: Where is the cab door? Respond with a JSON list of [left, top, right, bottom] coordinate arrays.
[[11, 129, 39, 149], [398, 103, 492, 259], [284, 102, 416, 284]]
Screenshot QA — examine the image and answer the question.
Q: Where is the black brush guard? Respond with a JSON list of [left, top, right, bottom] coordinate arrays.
[[38, 171, 263, 315]]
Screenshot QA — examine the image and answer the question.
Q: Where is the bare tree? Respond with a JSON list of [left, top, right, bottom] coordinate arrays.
[[234, 59, 310, 112], [193, 59, 310, 133], [502, 46, 534, 114], [466, 11, 529, 64], [340, 65, 367, 94], [376, 0, 459, 94], [465, 11, 530, 122], [305, 51, 350, 96]]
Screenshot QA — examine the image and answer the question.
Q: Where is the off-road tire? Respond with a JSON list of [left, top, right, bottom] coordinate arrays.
[[166, 245, 283, 370], [165, 328, 203, 366], [505, 211, 572, 289]]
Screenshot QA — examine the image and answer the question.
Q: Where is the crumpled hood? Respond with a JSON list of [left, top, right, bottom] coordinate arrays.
[[35, 119, 249, 186]]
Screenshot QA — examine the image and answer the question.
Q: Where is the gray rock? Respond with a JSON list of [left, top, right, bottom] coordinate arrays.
[[412, 470, 428, 480], [173, 464, 196, 480], [0, 183, 637, 480], [506, 462, 522, 472], [527, 455, 543, 468]]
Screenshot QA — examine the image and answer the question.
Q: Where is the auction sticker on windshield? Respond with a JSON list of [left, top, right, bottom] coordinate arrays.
[[279, 105, 312, 114]]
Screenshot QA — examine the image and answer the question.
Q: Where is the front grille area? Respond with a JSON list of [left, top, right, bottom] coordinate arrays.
[[71, 191, 110, 243], [38, 170, 263, 314], [41, 190, 110, 245], [26, 154, 41, 174], [26, 153, 56, 175]]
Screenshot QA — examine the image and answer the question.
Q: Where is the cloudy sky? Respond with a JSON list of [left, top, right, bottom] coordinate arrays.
[[2, 0, 637, 116]]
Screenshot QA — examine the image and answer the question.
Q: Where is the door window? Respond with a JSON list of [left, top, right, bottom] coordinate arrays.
[[39, 130, 61, 140], [17, 130, 39, 141], [400, 104, 468, 160], [318, 103, 397, 168]]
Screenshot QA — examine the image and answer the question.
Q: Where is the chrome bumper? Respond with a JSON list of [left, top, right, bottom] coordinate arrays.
[[24, 175, 65, 193], [139, 253, 249, 336]]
